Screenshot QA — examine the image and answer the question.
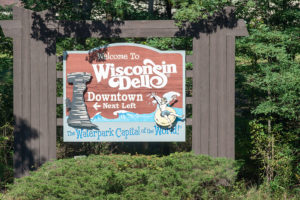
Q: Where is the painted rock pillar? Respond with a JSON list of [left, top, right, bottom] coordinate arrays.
[[66, 72, 97, 129]]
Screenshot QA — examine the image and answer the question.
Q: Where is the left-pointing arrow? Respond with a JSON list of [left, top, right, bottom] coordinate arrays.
[[93, 102, 101, 110]]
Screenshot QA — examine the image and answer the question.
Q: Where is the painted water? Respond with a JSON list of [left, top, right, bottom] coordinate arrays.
[[90, 107, 183, 122]]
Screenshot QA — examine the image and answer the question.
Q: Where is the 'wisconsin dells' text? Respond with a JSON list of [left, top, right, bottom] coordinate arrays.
[[91, 59, 177, 90]]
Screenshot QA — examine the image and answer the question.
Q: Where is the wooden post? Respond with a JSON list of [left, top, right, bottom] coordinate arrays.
[[0, 7, 57, 177], [0, 6, 247, 177]]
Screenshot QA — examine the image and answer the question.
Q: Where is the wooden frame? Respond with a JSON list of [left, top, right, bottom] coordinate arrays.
[[0, 6, 248, 178]]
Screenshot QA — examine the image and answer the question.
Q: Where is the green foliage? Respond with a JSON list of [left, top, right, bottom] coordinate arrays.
[[0, 7, 14, 190], [249, 119, 294, 192], [0, 6, 12, 20], [91, 0, 154, 20], [21, 0, 169, 20], [4, 153, 239, 200], [234, 0, 300, 30], [172, 0, 231, 26], [0, 7, 12, 57], [0, 0, 299, 198], [229, 180, 299, 200], [0, 57, 13, 125], [237, 26, 300, 120], [0, 6, 13, 126], [235, 2, 300, 195], [21, 0, 234, 22], [0, 123, 14, 190]]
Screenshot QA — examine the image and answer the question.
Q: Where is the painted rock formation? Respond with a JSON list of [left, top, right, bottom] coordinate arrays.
[[66, 72, 98, 129]]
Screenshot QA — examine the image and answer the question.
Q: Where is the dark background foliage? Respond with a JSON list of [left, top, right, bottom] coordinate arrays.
[[0, 0, 299, 198]]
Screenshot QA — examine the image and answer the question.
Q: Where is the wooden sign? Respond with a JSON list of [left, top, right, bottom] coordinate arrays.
[[63, 43, 185, 142]]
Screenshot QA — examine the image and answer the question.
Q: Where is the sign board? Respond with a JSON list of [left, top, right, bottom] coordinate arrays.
[[63, 43, 185, 142]]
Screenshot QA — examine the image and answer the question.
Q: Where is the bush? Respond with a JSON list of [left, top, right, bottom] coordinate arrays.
[[0, 123, 14, 190], [3, 152, 238, 200]]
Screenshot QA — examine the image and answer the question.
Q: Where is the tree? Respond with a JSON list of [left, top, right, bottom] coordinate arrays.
[[234, 0, 300, 193], [0, 0, 299, 196]]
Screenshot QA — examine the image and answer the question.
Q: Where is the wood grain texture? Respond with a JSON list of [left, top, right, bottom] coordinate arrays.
[[226, 35, 235, 159], [186, 70, 193, 78], [30, 8, 41, 167], [227, 19, 248, 36], [57, 118, 63, 126], [209, 31, 218, 157], [54, 18, 248, 38], [21, 8, 32, 176], [58, 118, 192, 126], [38, 40, 49, 165], [186, 97, 192, 104], [0, 6, 249, 177], [57, 97, 63, 104], [186, 118, 192, 126], [1, 7, 59, 177], [58, 70, 193, 78], [57, 93, 191, 105], [57, 71, 63, 79], [192, 34, 210, 155], [216, 28, 227, 158], [0, 20, 21, 37], [186, 55, 193, 63], [12, 6, 23, 178], [48, 49, 57, 160]]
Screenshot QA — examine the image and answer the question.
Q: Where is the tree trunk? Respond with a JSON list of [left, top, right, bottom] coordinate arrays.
[[148, 0, 154, 15], [165, 0, 172, 19]]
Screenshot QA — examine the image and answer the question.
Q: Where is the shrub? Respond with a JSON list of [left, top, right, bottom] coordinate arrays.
[[3, 152, 238, 200], [0, 123, 14, 190]]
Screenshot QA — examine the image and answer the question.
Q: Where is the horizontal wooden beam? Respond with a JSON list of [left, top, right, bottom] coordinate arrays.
[[0, 20, 22, 37], [57, 96, 193, 105], [57, 117, 192, 126], [57, 71, 63, 79], [227, 19, 248, 36], [186, 55, 193, 63], [57, 97, 63, 104], [56, 20, 183, 38], [57, 70, 193, 79], [57, 118, 63, 126], [1, 6, 248, 39], [186, 97, 192, 104], [186, 70, 193, 78], [46, 12, 248, 38], [53, 19, 248, 38], [186, 118, 192, 126]]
